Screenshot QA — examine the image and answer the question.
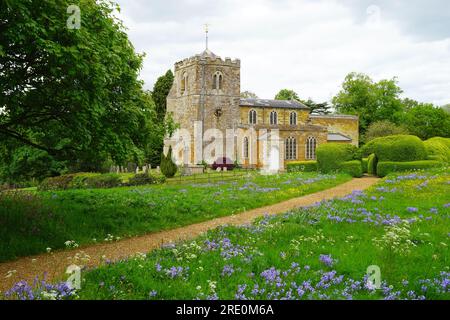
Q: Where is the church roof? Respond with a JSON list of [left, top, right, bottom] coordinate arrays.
[[199, 49, 218, 59], [240, 98, 310, 110], [327, 132, 352, 142]]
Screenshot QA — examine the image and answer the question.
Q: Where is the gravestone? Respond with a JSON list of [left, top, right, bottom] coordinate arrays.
[[216, 167, 221, 172]]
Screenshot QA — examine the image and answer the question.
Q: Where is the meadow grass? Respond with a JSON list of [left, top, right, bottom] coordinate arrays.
[[0, 172, 350, 262], [59, 167, 450, 300]]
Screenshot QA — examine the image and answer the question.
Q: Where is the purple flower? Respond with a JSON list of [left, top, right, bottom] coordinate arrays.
[[221, 265, 235, 277], [149, 290, 157, 297], [407, 207, 418, 213], [319, 254, 336, 267]]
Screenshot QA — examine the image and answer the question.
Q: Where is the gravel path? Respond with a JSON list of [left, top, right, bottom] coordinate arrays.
[[0, 176, 379, 293]]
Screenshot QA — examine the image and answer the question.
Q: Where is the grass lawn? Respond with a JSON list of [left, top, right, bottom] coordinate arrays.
[[40, 167, 448, 301], [0, 172, 351, 262]]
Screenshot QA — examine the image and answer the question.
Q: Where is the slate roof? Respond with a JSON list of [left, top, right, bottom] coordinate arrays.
[[327, 133, 352, 142], [240, 98, 310, 110]]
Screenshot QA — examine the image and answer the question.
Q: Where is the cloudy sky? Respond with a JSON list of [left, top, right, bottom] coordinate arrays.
[[115, 0, 450, 106]]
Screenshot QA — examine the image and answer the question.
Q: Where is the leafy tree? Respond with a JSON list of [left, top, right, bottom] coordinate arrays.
[[303, 99, 332, 115], [364, 120, 409, 142], [152, 70, 174, 121], [0, 0, 160, 179], [442, 104, 450, 114], [241, 91, 258, 99], [332, 73, 404, 135], [275, 89, 300, 101], [402, 104, 450, 140], [160, 146, 177, 178]]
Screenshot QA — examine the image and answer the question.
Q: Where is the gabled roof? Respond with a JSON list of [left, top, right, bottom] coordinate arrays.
[[240, 98, 309, 110], [327, 133, 352, 142]]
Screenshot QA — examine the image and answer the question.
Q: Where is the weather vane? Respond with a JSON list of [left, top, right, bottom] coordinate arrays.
[[204, 23, 209, 50]]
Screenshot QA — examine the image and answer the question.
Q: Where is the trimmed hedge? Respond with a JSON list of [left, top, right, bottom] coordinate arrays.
[[286, 161, 318, 173], [377, 160, 443, 177], [84, 173, 122, 188], [361, 135, 427, 162], [367, 154, 378, 175], [424, 137, 450, 163], [361, 158, 368, 174], [38, 174, 78, 191], [339, 160, 363, 178], [317, 143, 358, 173], [128, 173, 166, 186], [160, 146, 178, 178]]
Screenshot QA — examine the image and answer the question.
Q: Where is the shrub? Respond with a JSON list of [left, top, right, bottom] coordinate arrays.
[[160, 146, 178, 178], [38, 174, 77, 191], [128, 173, 166, 186], [424, 137, 450, 163], [84, 173, 122, 188], [68, 173, 101, 189], [317, 143, 358, 173], [377, 161, 443, 177], [361, 135, 427, 162], [364, 120, 409, 142], [361, 158, 368, 174], [286, 161, 318, 173], [338, 160, 363, 177], [367, 154, 378, 175]]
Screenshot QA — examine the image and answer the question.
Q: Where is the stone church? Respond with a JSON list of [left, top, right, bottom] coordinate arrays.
[[164, 48, 358, 171]]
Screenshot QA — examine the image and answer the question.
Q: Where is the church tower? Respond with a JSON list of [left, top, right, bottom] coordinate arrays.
[[166, 31, 241, 165]]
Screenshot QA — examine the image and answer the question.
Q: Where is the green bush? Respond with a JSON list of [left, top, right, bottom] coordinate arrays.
[[317, 143, 358, 173], [367, 154, 378, 175], [160, 146, 178, 178], [68, 173, 101, 189], [128, 173, 166, 186], [38, 174, 77, 191], [377, 161, 443, 177], [424, 137, 450, 163], [84, 173, 122, 188], [286, 161, 318, 173], [361, 158, 368, 174], [361, 135, 427, 162], [339, 160, 363, 177]]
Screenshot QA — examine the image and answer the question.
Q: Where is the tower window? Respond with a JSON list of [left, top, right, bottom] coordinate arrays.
[[270, 111, 278, 125], [285, 137, 297, 160], [181, 72, 188, 95], [213, 71, 223, 90], [306, 136, 317, 160], [290, 112, 297, 125], [243, 137, 249, 159], [248, 109, 257, 125]]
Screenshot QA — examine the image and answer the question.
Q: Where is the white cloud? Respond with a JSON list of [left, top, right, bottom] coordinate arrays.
[[115, 0, 450, 105]]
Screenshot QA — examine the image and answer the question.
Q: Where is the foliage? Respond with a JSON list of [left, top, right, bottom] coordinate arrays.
[[240, 91, 258, 99], [38, 174, 79, 191], [302, 99, 332, 115], [286, 161, 318, 173], [364, 120, 409, 142], [160, 146, 178, 178], [275, 89, 300, 101], [424, 138, 450, 163], [151, 70, 174, 121], [128, 173, 165, 186], [0, 0, 163, 179], [332, 73, 404, 135], [84, 174, 122, 189], [401, 104, 450, 140], [361, 135, 427, 162], [0, 172, 350, 261], [376, 161, 443, 177], [361, 158, 368, 174], [367, 154, 378, 175], [338, 160, 363, 178], [317, 143, 358, 173]]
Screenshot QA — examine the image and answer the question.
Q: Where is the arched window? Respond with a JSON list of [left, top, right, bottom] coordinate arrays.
[[306, 136, 317, 160], [213, 71, 223, 90], [248, 109, 257, 124], [181, 72, 188, 94], [270, 111, 278, 125], [290, 112, 297, 125], [243, 137, 249, 159], [285, 137, 297, 160]]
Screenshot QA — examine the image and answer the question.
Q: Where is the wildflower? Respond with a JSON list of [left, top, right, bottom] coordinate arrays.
[[319, 254, 336, 267], [149, 290, 157, 297], [407, 207, 418, 213]]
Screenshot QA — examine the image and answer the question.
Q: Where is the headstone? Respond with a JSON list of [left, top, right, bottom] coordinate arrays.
[[135, 167, 139, 174], [216, 167, 222, 172], [116, 166, 120, 174], [223, 167, 227, 172], [156, 166, 160, 172]]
